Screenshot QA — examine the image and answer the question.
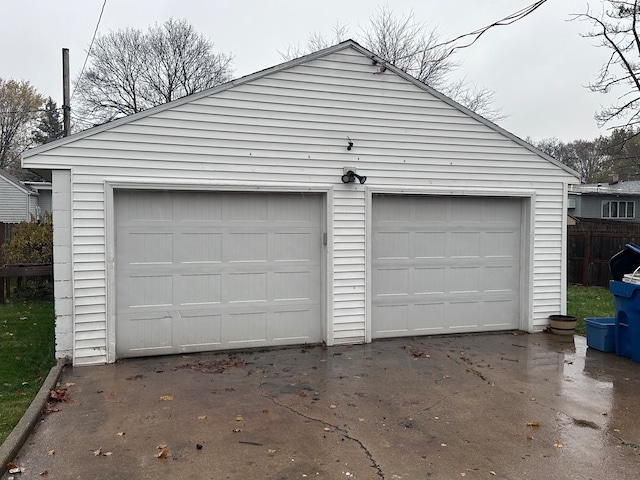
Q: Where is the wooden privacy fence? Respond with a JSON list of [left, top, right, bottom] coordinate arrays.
[[0, 264, 53, 303], [568, 218, 640, 287]]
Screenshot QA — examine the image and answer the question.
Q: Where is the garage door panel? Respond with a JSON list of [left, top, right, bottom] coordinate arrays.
[[373, 268, 409, 296], [448, 301, 480, 328], [227, 272, 267, 303], [373, 195, 521, 338], [179, 274, 221, 305], [227, 233, 268, 262], [224, 311, 268, 343], [230, 196, 268, 222], [482, 299, 518, 328], [179, 233, 221, 263], [409, 303, 445, 332], [121, 275, 173, 308], [449, 267, 480, 293], [485, 231, 519, 257], [123, 191, 173, 222], [174, 193, 222, 222], [373, 232, 410, 259], [115, 191, 323, 358], [450, 232, 480, 257], [414, 267, 445, 294], [272, 271, 313, 301], [179, 310, 222, 348], [117, 313, 174, 353], [271, 308, 319, 341], [415, 232, 446, 258], [485, 266, 518, 291], [374, 304, 409, 334]]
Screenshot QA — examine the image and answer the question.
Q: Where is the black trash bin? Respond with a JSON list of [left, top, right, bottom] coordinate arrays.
[[609, 243, 640, 281]]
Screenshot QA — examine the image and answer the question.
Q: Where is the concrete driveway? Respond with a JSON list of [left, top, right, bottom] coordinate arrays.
[[3, 333, 640, 479]]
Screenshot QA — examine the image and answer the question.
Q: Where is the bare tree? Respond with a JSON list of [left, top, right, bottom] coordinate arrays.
[[574, 1, 640, 128], [74, 18, 234, 125], [280, 7, 503, 120], [530, 136, 611, 183], [0, 78, 44, 175]]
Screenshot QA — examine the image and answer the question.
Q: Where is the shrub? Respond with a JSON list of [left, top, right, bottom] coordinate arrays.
[[1, 213, 53, 266]]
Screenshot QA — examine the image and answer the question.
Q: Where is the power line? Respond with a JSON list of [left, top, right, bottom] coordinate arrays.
[[0, 108, 63, 117], [71, 0, 107, 100], [425, 0, 549, 63]]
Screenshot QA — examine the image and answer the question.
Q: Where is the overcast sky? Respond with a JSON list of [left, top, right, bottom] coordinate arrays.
[[1, 0, 620, 142]]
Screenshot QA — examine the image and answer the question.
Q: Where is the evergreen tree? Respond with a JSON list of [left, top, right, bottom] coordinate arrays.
[[32, 97, 63, 144]]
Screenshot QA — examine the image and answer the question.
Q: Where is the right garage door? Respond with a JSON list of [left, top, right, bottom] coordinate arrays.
[[372, 195, 522, 338]]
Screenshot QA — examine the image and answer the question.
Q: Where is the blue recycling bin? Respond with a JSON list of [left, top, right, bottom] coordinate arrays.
[[610, 280, 640, 362]]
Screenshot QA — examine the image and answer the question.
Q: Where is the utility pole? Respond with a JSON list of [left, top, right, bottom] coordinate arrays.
[[62, 48, 70, 137]]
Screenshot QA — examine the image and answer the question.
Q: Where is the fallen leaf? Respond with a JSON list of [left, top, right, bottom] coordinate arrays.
[[94, 447, 102, 456], [235, 415, 243, 421], [263, 408, 269, 414], [526, 422, 540, 427], [268, 449, 276, 455], [441, 443, 447, 447], [197, 415, 207, 420], [329, 404, 337, 409], [160, 395, 173, 401], [324, 427, 331, 431], [103, 452, 113, 456], [490, 471, 497, 476], [64, 382, 76, 387], [359, 418, 365, 422], [110, 390, 116, 396], [6, 462, 18, 469], [527, 434, 534, 440], [117, 432, 125, 436], [40, 469, 49, 476], [47, 449, 55, 455], [554, 442, 564, 448], [156, 449, 169, 458]]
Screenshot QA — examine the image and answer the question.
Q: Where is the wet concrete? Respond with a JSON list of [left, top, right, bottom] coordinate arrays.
[[3, 333, 640, 479]]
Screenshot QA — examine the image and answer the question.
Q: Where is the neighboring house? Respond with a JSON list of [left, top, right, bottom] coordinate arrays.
[[23, 40, 579, 366], [569, 179, 640, 221], [0, 169, 46, 224]]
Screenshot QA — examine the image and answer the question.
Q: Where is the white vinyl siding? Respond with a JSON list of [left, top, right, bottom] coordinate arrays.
[[23, 43, 578, 364], [0, 174, 36, 223]]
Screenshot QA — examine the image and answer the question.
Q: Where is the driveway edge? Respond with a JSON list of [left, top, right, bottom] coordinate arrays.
[[0, 359, 68, 476]]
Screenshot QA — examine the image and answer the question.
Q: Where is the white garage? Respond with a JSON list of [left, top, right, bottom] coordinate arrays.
[[23, 40, 579, 365], [372, 195, 522, 338], [114, 190, 323, 357]]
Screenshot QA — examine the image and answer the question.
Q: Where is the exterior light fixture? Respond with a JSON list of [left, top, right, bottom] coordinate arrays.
[[341, 170, 366, 184]]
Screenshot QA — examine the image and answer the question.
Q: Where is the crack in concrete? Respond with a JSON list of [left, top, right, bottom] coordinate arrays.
[[258, 383, 385, 479]]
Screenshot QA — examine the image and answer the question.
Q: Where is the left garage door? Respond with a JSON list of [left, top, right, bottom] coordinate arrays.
[[115, 191, 323, 358]]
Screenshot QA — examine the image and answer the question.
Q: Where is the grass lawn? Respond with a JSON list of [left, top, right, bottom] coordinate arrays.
[[0, 298, 55, 445], [567, 284, 616, 335]]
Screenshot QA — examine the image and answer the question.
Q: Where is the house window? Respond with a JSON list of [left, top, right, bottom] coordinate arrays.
[[602, 200, 635, 219]]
